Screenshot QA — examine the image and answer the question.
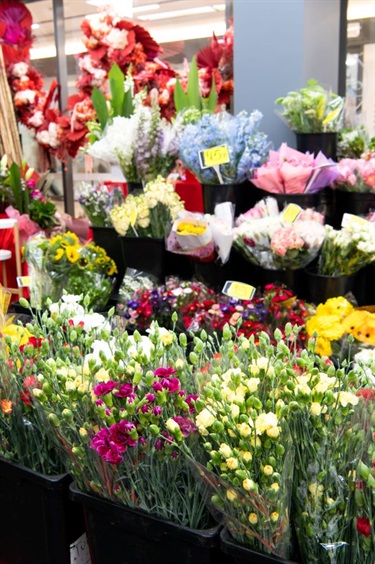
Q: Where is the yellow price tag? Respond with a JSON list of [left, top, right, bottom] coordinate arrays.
[[341, 213, 371, 228], [16, 276, 31, 288], [222, 281, 256, 301], [282, 204, 302, 223], [199, 145, 230, 169], [130, 207, 137, 227]]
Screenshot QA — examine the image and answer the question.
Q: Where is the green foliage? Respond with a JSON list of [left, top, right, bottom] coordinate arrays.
[[275, 79, 344, 133], [174, 56, 218, 114]]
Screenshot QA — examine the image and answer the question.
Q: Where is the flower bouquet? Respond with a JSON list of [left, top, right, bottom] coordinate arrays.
[[275, 79, 344, 134], [1, 156, 58, 234], [77, 182, 124, 227], [179, 110, 270, 186], [24, 231, 117, 309], [346, 389, 375, 563], [317, 221, 375, 276], [250, 143, 339, 195], [14, 296, 211, 531], [166, 202, 234, 264], [233, 200, 326, 270], [187, 323, 367, 562], [88, 68, 182, 185], [333, 157, 375, 193], [110, 176, 184, 238]]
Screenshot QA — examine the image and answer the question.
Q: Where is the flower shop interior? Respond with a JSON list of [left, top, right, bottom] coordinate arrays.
[[1, 0, 375, 563]]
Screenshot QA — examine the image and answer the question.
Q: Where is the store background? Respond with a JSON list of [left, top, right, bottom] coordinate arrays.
[[20, 0, 375, 214]]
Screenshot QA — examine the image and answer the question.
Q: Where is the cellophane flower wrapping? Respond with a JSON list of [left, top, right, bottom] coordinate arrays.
[[110, 176, 184, 238], [0, 289, 66, 474], [166, 213, 215, 262], [178, 110, 271, 184], [333, 157, 375, 193], [188, 328, 300, 558], [275, 79, 344, 133], [188, 324, 369, 562], [318, 222, 375, 276], [166, 203, 234, 264], [251, 144, 339, 194], [233, 202, 326, 270], [77, 182, 124, 227], [346, 389, 375, 564], [24, 232, 117, 309], [23, 303, 210, 528]]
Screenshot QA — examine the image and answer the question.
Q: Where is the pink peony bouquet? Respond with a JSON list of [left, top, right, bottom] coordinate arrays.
[[251, 143, 339, 194], [334, 157, 375, 192], [233, 199, 326, 270]]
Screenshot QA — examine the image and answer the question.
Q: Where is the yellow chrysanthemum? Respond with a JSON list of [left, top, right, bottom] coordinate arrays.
[[3, 323, 31, 346]]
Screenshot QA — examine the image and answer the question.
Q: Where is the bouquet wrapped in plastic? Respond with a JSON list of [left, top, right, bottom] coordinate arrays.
[[24, 232, 117, 309], [233, 199, 326, 270], [166, 202, 234, 264], [250, 143, 339, 194]]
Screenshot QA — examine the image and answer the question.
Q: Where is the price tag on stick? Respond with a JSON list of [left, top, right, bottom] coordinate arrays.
[[199, 145, 230, 185]]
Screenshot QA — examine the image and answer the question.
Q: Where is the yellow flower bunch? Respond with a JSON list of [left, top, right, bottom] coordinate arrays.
[[176, 222, 206, 236], [45, 231, 81, 267], [306, 296, 355, 356], [110, 176, 184, 238]]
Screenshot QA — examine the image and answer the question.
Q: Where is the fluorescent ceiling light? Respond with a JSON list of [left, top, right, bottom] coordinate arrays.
[[133, 4, 160, 13], [138, 6, 215, 21], [212, 4, 226, 11]]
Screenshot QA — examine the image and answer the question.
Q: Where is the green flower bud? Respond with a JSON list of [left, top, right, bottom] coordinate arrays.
[[48, 413, 60, 427], [149, 424, 160, 435], [62, 409, 74, 422], [189, 352, 198, 365], [179, 333, 187, 347]]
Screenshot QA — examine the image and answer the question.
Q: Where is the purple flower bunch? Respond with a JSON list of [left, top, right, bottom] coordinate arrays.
[[90, 366, 199, 467]]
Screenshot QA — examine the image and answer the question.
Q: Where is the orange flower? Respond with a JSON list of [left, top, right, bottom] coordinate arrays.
[[1, 399, 13, 414]]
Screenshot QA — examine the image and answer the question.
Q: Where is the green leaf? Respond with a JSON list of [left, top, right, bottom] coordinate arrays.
[[91, 87, 109, 131], [187, 56, 201, 110], [174, 78, 188, 112], [9, 162, 24, 214], [122, 88, 134, 118], [108, 63, 125, 117], [203, 77, 218, 113]]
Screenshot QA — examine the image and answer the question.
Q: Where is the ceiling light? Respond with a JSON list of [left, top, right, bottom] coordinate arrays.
[[133, 4, 160, 13], [31, 23, 40, 30], [212, 4, 226, 11], [138, 6, 215, 21]]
